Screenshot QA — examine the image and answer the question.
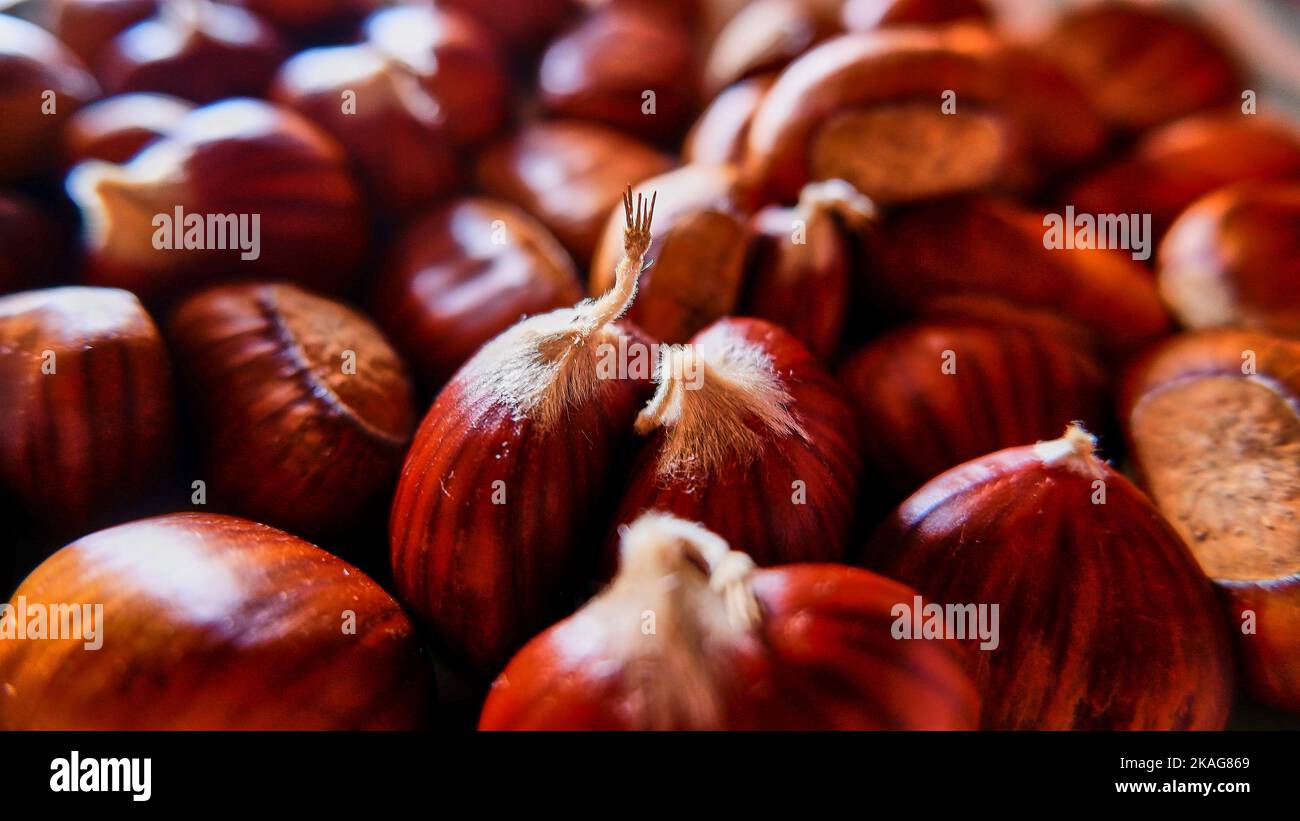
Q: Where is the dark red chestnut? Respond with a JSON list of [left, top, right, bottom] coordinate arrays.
[[67, 97, 368, 303], [841, 0, 990, 32], [60, 92, 194, 167], [0, 513, 432, 729], [1158, 183, 1300, 337], [270, 44, 459, 215], [0, 287, 174, 532], [608, 317, 861, 570], [168, 282, 416, 535], [364, 2, 512, 146], [390, 191, 656, 677], [475, 119, 673, 266], [0, 194, 66, 294], [0, 15, 100, 183], [1039, 2, 1241, 133], [590, 164, 751, 344], [437, 0, 575, 54], [839, 315, 1108, 504], [482, 512, 979, 729], [745, 178, 874, 359], [1066, 112, 1300, 240], [703, 0, 840, 96], [97, 0, 286, 103], [683, 73, 773, 166], [49, 0, 158, 69], [228, 0, 382, 39], [862, 424, 1235, 729], [1121, 330, 1300, 713], [372, 197, 583, 388]]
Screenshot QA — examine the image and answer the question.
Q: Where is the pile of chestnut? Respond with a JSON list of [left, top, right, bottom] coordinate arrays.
[[1, 0, 1298, 731]]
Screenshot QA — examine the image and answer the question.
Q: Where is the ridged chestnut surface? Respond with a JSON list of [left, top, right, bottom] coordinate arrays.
[[482, 513, 979, 730], [67, 98, 368, 303], [372, 197, 583, 387], [1158, 183, 1300, 337], [0, 513, 433, 730], [168, 282, 415, 536], [0, 287, 174, 533], [1122, 330, 1300, 713], [390, 192, 656, 677], [862, 425, 1234, 729], [839, 317, 1108, 502], [608, 318, 861, 570]]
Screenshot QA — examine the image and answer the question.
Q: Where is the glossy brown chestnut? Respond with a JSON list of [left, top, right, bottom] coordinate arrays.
[[0, 287, 174, 532], [475, 120, 673, 266], [60, 92, 194, 167], [482, 512, 978, 730], [1121, 330, 1300, 713], [1158, 183, 1300, 337], [0, 15, 100, 183], [839, 316, 1108, 504], [866, 195, 1171, 358], [1039, 2, 1240, 133], [438, 0, 575, 54], [1066, 112, 1300, 239], [0, 513, 432, 729], [363, 3, 512, 146], [270, 44, 459, 215], [389, 191, 655, 677], [590, 164, 751, 344], [229, 0, 382, 39], [745, 29, 1011, 205], [372, 197, 582, 388], [683, 73, 773, 166], [539, 6, 699, 143], [168, 282, 415, 536], [0, 194, 66, 295], [862, 425, 1235, 729], [841, 0, 990, 32], [97, 0, 286, 103], [745, 179, 874, 359], [703, 0, 839, 97], [607, 317, 861, 570], [50, 0, 159, 69], [67, 97, 368, 303]]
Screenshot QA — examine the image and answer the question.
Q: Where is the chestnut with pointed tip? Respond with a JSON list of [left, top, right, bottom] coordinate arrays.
[[1121, 330, 1300, 713], [862, 424, 1235, 729], [389, 190, 656, 677], [0, 287, 174, 533], [606, 317, 861, 571], [168, 282, 415, 536], [482, 512, 979, 730], [371, 197, 583, 387], [0, 513, 433, 730]]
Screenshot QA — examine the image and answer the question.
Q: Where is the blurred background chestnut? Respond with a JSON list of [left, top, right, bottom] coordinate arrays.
[[60, 91, 193, 167], [0, 193, 68, 294], [49, 0, 159, 70]]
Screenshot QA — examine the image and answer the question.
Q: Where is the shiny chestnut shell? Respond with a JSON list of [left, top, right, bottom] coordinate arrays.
[[0, 513, 433, 730], [167, 282, 415, 536], [50, 0, 159, 69], [60, 92, 194, 167]]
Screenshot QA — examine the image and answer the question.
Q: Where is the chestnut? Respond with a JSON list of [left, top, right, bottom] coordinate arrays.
[[437, 0, 575, 54], [1039, 2, 1241, 133], [539, 5, 699, 144], [168, 282, 416, 536], [228, 0, 382, 40], [481, 512, 979, 730], [1157, 183, 1300, 337], [1121, 330, 1300, 713], [866, 195, 1170, 358], [67, 97, 369, 303], [97, 0, 286, 103], [390, 191, 656, 677], [60, 91, 194, 167], [608, 317, 862, 569], [363, 2, 512, 147], [683, 73, 774, 166], [589, 164, 751, 344], [270, 44, 459, 215], [744, 29, 1011, 205], [839, 315, 1108, 506], [0, 194, 66, 295], [704, 0, 841, 96], [0, 287, 175, 533], [842, 0, 990, 31], [862, 424, 1235, 729], [475, 119, 673, 267], [371, 197, 583, 388], [745, 178, 875, 359], [0, 513, 433, 729], [49, 0, 159, 69], [0, 15, 100, 183], [1065, 112, 1300, 240]]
